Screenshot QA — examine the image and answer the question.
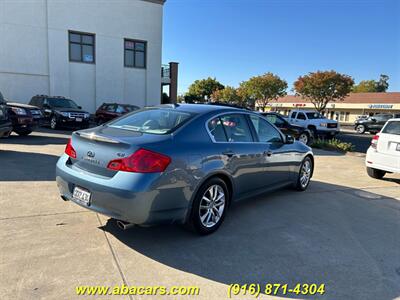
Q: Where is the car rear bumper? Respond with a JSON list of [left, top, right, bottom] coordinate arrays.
[[56, 154, 190, 225], [366, 148, 400, 173]]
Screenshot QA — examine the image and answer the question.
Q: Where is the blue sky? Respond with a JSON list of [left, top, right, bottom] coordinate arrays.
[[162, 0, 399, 94]]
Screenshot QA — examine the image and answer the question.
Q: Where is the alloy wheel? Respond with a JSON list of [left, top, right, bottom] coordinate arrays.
[[50, 117, 57, 129], [356, 125, 365, 134], [299, 133, 309, 145], [199, 184, 226, 228], [300, 159, 312, 188]]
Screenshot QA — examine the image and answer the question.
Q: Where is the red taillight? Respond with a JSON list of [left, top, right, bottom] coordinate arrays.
[[107, 148, 171, 173], [65, 138, 76, 158], [371, 134, 379, 149]]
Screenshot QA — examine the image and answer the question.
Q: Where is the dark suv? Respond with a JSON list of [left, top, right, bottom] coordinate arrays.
[[95, 102, 139, 125], [261, 112, 313, 145], [354, 113, 399, 134], [0, 92, 12, 138], [29, 95, 90, 130]]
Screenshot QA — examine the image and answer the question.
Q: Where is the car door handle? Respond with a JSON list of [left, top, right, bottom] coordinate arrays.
[[222, 150, 235, 157], [264, 151, 273, 157]]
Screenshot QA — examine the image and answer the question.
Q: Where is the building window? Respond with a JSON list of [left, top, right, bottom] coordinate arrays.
[[69, 31, 95, 63], [124, 39, 146, 68]]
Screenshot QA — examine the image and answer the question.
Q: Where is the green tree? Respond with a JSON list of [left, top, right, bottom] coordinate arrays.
[[352, 74, 389, 93], [376, 74, 389, 92], [294, 70, 354, 113], [239, 73, 287, 111], [352, 80, 377, 93], [211, 86, 241, 103], [186, 77, 224, 102]]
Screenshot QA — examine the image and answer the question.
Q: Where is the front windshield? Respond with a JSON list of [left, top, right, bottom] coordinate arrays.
[[108, 108, 193, 135], [48, 98, 79, 109], [306, 112, 325, 119]]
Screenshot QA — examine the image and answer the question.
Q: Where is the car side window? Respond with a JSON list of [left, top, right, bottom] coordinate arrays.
[[106, 105, 116, 112], [116, 105, 125, 114], [291, 112, 297, 118], [250, 115, 282, 143], [297, 112, 306, 120], [207, 117, 228, 142], [220, 114, 253, 143]]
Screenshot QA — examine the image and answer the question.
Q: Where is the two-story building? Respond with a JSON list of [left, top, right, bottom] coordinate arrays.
[[0, 0, 177, 112]]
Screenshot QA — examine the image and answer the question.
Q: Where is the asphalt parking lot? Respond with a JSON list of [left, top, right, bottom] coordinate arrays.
[[1, 129, 399, 300]]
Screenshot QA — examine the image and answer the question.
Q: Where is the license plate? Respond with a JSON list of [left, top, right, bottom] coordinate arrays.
[[397, 144, 400, 151], [75, 118, 82, 122], [72, 186, 91, 206]]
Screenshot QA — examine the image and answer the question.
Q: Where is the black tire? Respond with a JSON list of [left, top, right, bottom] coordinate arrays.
[[14, 129, 32, 136], [294, 156, 313, 191], [50, 116, 58, 130], [186, 177, 229, 235], [355, 124, 366, 134], [308, 127, 317, 139], [366, 167, 386, 179]]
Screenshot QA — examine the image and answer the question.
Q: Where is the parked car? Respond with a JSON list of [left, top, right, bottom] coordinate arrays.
[[261, 112, 312, 145], [29, 95, 90, 130], [7, 102, 43, 136], [0, 92, 12, 138], [95, 103, 140, 124], [355, 114, 396, 134], [287, 110, 340, 138], [56, 104, 314, 235], [366, 118, 400, 179]]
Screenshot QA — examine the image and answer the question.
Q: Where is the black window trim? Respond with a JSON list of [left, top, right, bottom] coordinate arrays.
[[68, 30, 96, 64], [124, 38, 147, 69]]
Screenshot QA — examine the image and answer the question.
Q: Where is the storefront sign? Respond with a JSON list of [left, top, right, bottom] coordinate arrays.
[[292, 103, 306, 107], [368, 104, 393, 109]]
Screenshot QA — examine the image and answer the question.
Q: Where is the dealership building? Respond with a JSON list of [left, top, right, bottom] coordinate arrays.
[[266, 92, 400, 124], [0, 0, 177, 112]]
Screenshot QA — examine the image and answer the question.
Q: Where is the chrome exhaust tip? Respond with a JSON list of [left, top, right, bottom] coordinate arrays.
[[116, 220, 135, 230]]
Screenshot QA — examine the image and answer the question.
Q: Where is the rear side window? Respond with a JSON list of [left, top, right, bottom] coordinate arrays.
[[291, 112, 297, 118], [220, 114, 253, 143], [109, 108, 192, 134], [297, 112, 306, 120], [208, 117, 227, 142], [250, 115, 282, 143], [382, 121, 400, 135]]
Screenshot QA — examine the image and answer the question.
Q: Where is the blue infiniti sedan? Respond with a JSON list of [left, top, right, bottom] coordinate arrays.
[[56, 104, 314, 234]]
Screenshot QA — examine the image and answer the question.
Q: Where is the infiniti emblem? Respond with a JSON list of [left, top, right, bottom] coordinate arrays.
[[87, 151, 95, 158]]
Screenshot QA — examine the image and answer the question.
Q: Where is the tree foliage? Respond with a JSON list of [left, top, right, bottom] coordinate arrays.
[[211, 86, 241, 103], [294, 70, 354, 113], [186, 77, 224, 102], [352, 75, 389, 93], [238, 73, 287, 111]]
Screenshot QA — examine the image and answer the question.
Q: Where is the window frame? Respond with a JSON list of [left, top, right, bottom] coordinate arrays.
[[124, 38, 147, 69], [205, 112, 284, 144], [68, 30, 96, 64]]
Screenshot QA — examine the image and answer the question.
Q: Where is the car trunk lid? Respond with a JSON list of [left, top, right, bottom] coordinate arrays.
[[69, 126, 170, 177]]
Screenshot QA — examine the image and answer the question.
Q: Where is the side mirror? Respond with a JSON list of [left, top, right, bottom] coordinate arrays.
[[43, 104, 50, 109], [371, 118, 376, 122], [78, 106, 82, 109], [285, 134, 295, 144]]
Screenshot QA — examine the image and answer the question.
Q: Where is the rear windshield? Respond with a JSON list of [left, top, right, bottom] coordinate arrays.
[[382, 121, 400, 135], [108, 108, 192, 134]]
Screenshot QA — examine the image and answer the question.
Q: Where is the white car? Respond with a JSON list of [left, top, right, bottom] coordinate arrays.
[[287, 110, 340, 138], [366, 118, 400, 179]]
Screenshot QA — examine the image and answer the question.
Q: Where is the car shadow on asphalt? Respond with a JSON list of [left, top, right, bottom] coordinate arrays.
[[101, 181, 400, 300], [2, 133, 69, 146], [0, 150, 59, 181]]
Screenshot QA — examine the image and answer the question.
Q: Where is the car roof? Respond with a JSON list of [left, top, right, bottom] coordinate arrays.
[[387, 118, 400, 121], [147, 103, 245, 114]]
